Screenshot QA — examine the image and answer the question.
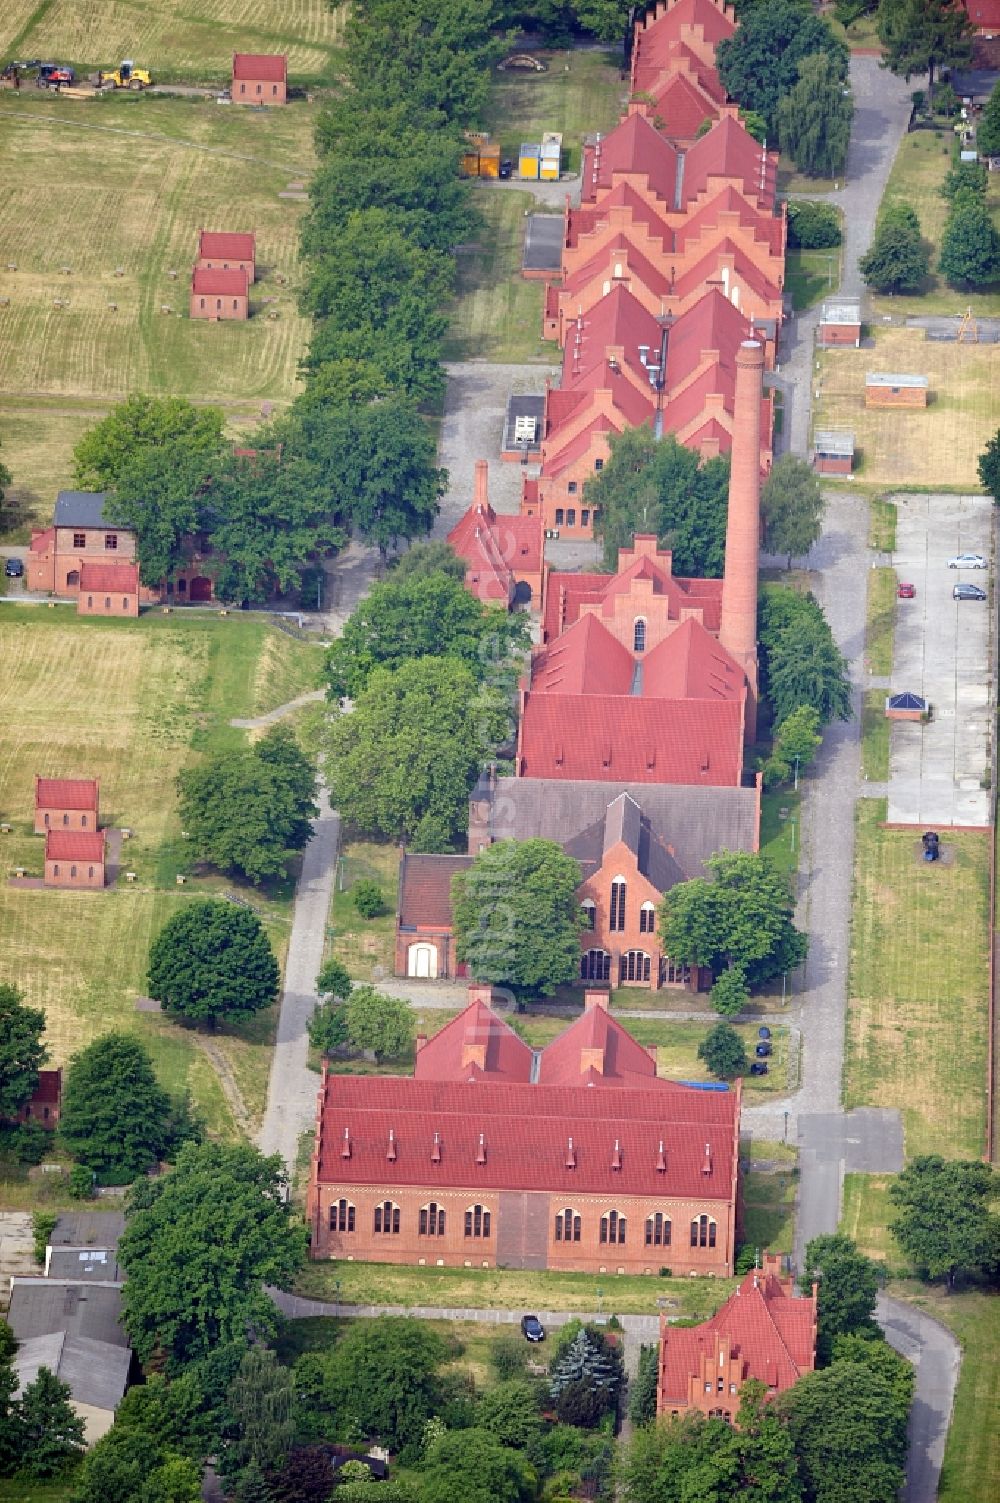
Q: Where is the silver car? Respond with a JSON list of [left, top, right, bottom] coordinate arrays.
[[948, 553, 987, 569]]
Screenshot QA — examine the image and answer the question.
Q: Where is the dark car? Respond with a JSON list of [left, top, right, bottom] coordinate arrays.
[[749, 1061, 769, 1077], [755, 1041, 772, 1058], [499, 158, 513, 179], [521, 1314, 545, 1342], [4, 557, 23, 578], [757, 1025, 771, 1040], [953, 582, 986, 601]]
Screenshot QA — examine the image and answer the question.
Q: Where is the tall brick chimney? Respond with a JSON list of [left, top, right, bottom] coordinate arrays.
[[719, 338, 764, 742], [474, 459, 489, 510]]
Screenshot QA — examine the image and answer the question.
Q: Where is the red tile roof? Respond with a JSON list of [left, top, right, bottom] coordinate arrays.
[[648, 72, 721, 140], [560, 237, 670, 305], [398, 853, 473, 929], [965, 0, 1000, 28], [447, 502, 543, 604], [675, 185, 785, 258], [30, 1069, 62, 1106], [316, 1073, 739, 1200], [29, 527, 55, 554], [414, 1000, 534, 1085], [530, 614, 636, 696], [641, 617, 745, 699], [633, 0, 737, 55], [672, 238, 782, 307], [682, 114, 777, 212], [191, 266, 249, 297], [35, 778, 98, 811], [199, 230, 255, 261], [45, 830, 105, 862], [537, 1005, 659, 1088], [658, 1260, 816, 1404], [542, 413, 621, 480], [78, 562, 139, 592], [582, 111, 680, 207], [567, 183, 675, 251], [233, 52, 287, 82], [633, 40, 727, 108], [542, 557, 724, 643]]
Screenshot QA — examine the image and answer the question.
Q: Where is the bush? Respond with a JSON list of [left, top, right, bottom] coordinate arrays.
[[32, 1210, 58, 1265], [0, 1119, 48, 1166], [941, 160, 987, 201], [787, 200, 842, 249], [352, 879, 385, 919], [69, 1164, 95, 1199], [490, 1333, 529, 1382]]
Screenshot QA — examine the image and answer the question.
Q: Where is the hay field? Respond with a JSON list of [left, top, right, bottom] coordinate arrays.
[[813, 327, 1000, 488], [9, 0, 346, 82]]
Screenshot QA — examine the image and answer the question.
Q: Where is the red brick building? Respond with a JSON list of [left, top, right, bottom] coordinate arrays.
[[232, 53, 287, 104], [78, 562, 140, 618], [447, 462, 545, 608], [197, 230, 256, 283], [44, 830, 106, 889], [190, 266, 249, 321], [657, 1253, 817, 1418], [307, 992, 742, 1274], [395, 853, 472, 980], [16, 1070, 61, 1128], [35, 777, 99, 835]]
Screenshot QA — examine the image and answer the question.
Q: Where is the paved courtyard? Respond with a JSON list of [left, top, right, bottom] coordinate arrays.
[[888, 493, 995, 827]]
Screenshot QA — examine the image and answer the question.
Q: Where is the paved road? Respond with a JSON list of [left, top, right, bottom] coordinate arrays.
[[878, 1294, 962, 1503]]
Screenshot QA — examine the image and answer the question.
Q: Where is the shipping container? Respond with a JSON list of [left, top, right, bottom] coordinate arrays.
[[519, 143, 540, 179], [479, 144, 501, 178], [460, 150, 481, 177], [539, 156, 559, 180]]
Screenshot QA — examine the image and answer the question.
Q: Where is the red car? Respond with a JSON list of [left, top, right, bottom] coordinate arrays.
[[897, 582, 915, 599]]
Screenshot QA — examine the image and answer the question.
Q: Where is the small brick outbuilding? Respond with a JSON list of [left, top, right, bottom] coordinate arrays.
[[35, 777, 99, 835], [44, 830, 106, 889], [232, 53, 287, 104], [197, 230, 256, 283], [18, 1070, 62, 1128], [818, 298, 861, 348], [865, 372, 928, 408], [813, 430, 854, 476], [78, 562, 140, 617], [190, 266, 249, 321]]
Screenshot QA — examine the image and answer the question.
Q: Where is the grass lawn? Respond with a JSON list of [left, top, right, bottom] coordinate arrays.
[[845, 800, 990, 1158], [861, 689, 890, 781], [813, 327, 1000, 489], [0, 1480, 77, 1503], [871, 129, 1000, 317], [329, 841, 400, 982], [294, 1258, 734, 1320], [869, 494, 898, 552], [0, 608, 323, 1136], [4, 0, 344, 84], [785, 247, 839, 313], [760, 787, 802, 879], [275, 1313, 524, 1391], [865, 566, 896, 676], [840, 1172, 909, 1270], [442, 188, 552, 363], [742, 1162, 796, 1255], [483, 50, 625, 175]]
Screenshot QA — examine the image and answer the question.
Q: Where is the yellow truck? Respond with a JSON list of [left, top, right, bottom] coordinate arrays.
[[99, 60, 153, 90]]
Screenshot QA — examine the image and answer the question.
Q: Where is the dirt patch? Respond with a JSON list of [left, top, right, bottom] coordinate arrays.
[[191, 1034, 251, 1137]]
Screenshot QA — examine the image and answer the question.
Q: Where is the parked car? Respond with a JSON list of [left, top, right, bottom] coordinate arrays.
[[499, 158, 513, 179], [749, 1061, 769, 1077], [897, 581, 915, 598], [948, 553, 987, 569], [757, 1025, 771, 1040], [521, 1314, 545, 1342], [953, 582, 987, 601], [4, 557, 23, 578], [755, 1042, 772, 1058]]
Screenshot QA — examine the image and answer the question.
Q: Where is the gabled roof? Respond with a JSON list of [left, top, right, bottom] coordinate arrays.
[[53, 492, 117, 529], [14, 1332, 130, 1414], [45, 830, 105, 862], [641, 616, 745, 700], [671, 237, 782, 306], [78, 561, 140, 593], [567, 182, 675, 251], [564, 792, 687, 892], [447, 501, 543, 604], [582, 111, 680, 206], [560, 236, 670, 304], [9, 1278, 130, 1415], [398, 853, 473, 929], [682, 114, 777, 211], [633, 0, 737, 54], [414, 999, 534, 1084], [29, 1069, 62, 1105], [530, 614, 637, 696], [192, 266, 249, 296], [35, 777, 98, 811], [29, 526, 55, 554], [199, 230, 256, 261], [537, 1000, 661, 1088], [674, 184, 785, 258], [542, 412, 623, 479], [233, 52, 287, 82], [542, 556, 724, 643], [648, 71, 721, 139]]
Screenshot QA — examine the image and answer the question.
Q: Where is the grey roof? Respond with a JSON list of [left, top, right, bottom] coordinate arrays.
[[471, 775, 759, 877], [952, 69, 1000, 101], [866, 372, 928, 388], [53, 491, 121, 528], [821, 298, 860, 324], [503, 393, 546, 450], [14, 1332, 130, 1414], [47, 1247, 123, 1282], [522, 214, 564, 273], [565, 791, 687, 892], [8, 1279, 129, 1349], [50, 1210, 125, 1254], [814, 430, 855, 457]]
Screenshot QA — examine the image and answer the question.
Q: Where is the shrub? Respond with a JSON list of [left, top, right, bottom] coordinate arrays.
[[69, 1164, 95, 1199], [787, 199, 842, 249], [32, 1210, 58, 1265], [352, 879, 385, 918]]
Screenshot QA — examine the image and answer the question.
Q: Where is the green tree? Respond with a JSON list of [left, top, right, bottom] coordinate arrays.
[[477, 1379, 544, 1450], [716, 0, 848, 137], [178, 727, 317, 884], [452, 839, 585, 1001], [549, 1328, 623, 1423], [0, 1351, 20, 1478], [759, 585, 852, 727], [888, 1155, 1000, 1285], [17, 1365, 86, 1478], [774, 705, 823, 775], [877, 0, 972, 106], [324, 570, 528, 700], [391, 541, 466, 583], [119, 1141, 306, 1368], [661, 851, 808, 991], [976, 77, 1000, 156], [142, 1457, 204, 1503], [778, 1359, 908, 1503], [303, 1316, 446, 1458], [69, 1428, 199, 1503], [859, 202, 929, 294], [0, 438, 13, 522], [762, 454, 826, 567], [73, 394, 225, 491], [342, 986, 413, 1060], [734, 1379, 802, 1503], [800, 1234, 881, 1362], [628, 1345, 660, 1427], [698, 1022, 749, 1079], [939, 196, 1000, 287], [830, 1333, 914, 1419], [225, 1347, 296, 1479], [267, 1444, 336, 1502], [978, 426, 1000, 500], [59, 1032, 174, 1179], [147, 901, 280, 1027], [778, 52, 853, 178], [709, 966, 750, 1018], [588, 427, 732, 575], [316, 958, 352, 1002], [352, 879, 385, 918], [786, 201, 842, 249], [941, 159, 988, 201], [0, 983, 47, 1119], [113, 440, 214, 586], [619, 1410, 741, 1503], [420, 1429, 535, 1503], [307, 1001, 349, 1056], [325, 657, 509, 848]]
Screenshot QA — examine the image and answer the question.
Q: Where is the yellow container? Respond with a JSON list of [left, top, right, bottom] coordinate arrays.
[[519, 144, 540, 179], [479, 144, 501, 178], [539, 157, 559, 180]]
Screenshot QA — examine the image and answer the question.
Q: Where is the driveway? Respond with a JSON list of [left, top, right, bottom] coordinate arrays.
[[889, 493, 994, 826], [878, 1294, 961, 1503]]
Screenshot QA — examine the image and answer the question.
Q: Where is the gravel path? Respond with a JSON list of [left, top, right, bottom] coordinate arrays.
[[230, 688, 325, 731]]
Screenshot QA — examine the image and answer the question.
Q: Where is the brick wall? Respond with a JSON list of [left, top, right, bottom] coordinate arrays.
[[44, 857, 104, 889]]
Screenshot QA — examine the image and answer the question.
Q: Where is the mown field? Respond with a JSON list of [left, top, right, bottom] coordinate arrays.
[[0, 608, 325, 1137], [2, 0, 345, 84], [813, 327, 1000, 489]]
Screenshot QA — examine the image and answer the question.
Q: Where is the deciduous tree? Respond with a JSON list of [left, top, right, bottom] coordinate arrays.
[[391, 541, 466, 583], [452, 839, 585, 1001], [342, 986, 413, 1060], [800, 1234, 881, 1362], [0, 983, 47, 1119], [717, 0, 848, 137], [316, 958, 352, 1002], [698, 1022, 748, 1079], [759, 585, 852, 727], [16, 1365, 85, 1478], [978, 426, 1000, 500], [888, 1155, 1000, 1285], [147, 901, 280, 1027], [73, 394, 225, 492], [762, 454, 826, 567], [786, 200, 842, 249], [878, 0, 972, 105], [477, 1379, 544, 1450], [420, 1428, 536, 1503], [69, 1428, 201, 1503], [661, 852, 807, 991], [777, 51, 853, 178], [59, 1032, 175, 1180], [859, 202, 929, 294], [939, 196, 1000, 287], [778, 1359, 908, 1503], [300, 1317, 446, 1458], [224, 1347, 296, 1479]]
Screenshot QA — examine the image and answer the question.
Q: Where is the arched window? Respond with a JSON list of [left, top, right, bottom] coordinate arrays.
[[329, 1198, 355, 1232], [554, 1208, 581, 1242], [200, 298, 206, 310], [645, 1212, 671, 1247], [81, 815, 87, 828], [581, 899, 596, 930], [374, 1200, 400, 1235], [87, 596, 93, 608], [600, 1210, 626, 1245], [633, 618, 647, 653], [609, 877, 626, 932], [690, 1214, 717, 1249], [620, 950, 651, 983], [104, 597, 111, 610], [581, 949, 610, 982], [123, 598, 129, 611], [419, 1203, 446, 1236], [639, 901, 656, 934], [660, 956, 691, 986], [70, 865, 77, 878], [44, 814, 49, 828], [464, 1204, 491, 1238], [216, 299, 222, 311], [232, 299, 238, 310], [62, 814, 69, 827], [52, 864, 59, 877], [87, 866, 94, 878]]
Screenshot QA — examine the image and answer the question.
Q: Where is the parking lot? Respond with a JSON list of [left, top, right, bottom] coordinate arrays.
[[888, 493, 995, 827]]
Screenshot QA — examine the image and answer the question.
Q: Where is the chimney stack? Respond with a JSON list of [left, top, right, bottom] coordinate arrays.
[[473, 459, 489, 511], [719, 338, 764, 742]]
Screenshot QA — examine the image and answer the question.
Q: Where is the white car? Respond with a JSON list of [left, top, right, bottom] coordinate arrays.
[[948, 553, 987, 569]]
